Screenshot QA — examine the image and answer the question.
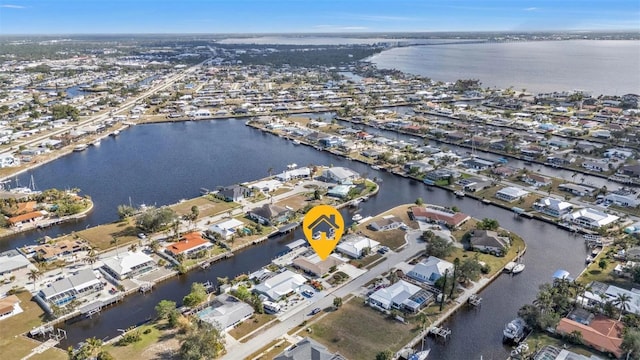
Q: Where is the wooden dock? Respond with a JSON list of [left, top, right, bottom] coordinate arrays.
[[429, 326, 452, 342]]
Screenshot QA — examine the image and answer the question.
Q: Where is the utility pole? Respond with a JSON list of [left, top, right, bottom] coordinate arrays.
[[440, 269, 448, 311]]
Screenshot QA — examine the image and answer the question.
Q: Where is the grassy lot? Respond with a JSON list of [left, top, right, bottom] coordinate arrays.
[[228, 313, 276, 341], [309, 298, 419, 360], [357, 205, 416, 251], [172, 196, 239, 218], [77, 219, 139, 250], [248, 339, 291, 360], [350, 253, 384, 269], [29, 348, 67, 360], [576, 250, 636, 290], [451, 218, 479, 241], [103, 323, 176, 360], [274, 194, 312, 211], [0, 290, 52, 360], [270, 187, 294, 197]]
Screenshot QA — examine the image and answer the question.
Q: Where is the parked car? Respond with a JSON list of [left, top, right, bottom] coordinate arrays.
[[137, 233, 147, 239], [310, 308, 321, 315]]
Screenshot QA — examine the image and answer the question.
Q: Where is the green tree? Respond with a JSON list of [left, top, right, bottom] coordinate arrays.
[[231, 285, 251, 301], [84, 249, 98, 266], [51, 104, 79, 121], [117, 204, 136, 219], [613, 293, 632, 320], [598, 258, 608, 271], [425, 236, 454, 259], [375, 349, 393, 360], [415, 197, 424, 206], [155, 299, 177, 320], [477, 218, 500, 230], [621, 328, 640, 360], [136, 207, 177, 233], [179, 320, 225, 360], [333, 297, 343, 309], [457, 256, 483, 283], [28, 269, 42, 290], [183, 283, 207, 307], [96, 351, 116, 360]]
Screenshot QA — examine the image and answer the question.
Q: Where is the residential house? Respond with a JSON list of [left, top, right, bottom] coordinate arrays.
[[559, 183, 596, 197], [604, 189, 639, 207], [461, 157, 495, 170], [274, 337, 346, 360], [404, 159, 433, 173], [604, 148, 634, 160], [492, 166, 517, 178], [320, 167, 360, 184], [469, 230, 510, 255], [8, 210, 47, 227], [101, 251, 156, 280], [563, 208, 619, 229], [495, 187, 530, 203], [521, 173, 552, 188], [293, 253, 345, 277], [249, 204, 292, 226], [38, 269, 104, 307], [326, 184, 353, 199], [217, 185, 252, 202], [410, 205, 470, 228], [34, 239, 88, 262], [533, 197, 574, 218], [275, 167, 311, 182], [250, 179, 283, 193], [406, 256, 454, 285], [197, 294, 254, 332], [618, 164, 640, 178], [582, 160, 609, 173], [0, 249, 34, 275], [336, 234, 380, 258], [555, 317, 624, 358], [369, 216, 404, 231], [368, 280, 432, 313], [458, 177, 492, 193], [165, 232, 214, 259], [208, 218, 245, 239], [253, 270, 306, 301], [0, 295, 22, 320], [425, 169, 458, 181], [578, 282, 640, 316]]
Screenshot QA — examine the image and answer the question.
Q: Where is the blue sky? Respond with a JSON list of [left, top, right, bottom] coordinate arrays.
[[0, 0, 639, 34]]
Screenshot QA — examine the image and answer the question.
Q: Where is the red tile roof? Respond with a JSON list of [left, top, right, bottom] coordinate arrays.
[[8, 211, 44, 225], [556, 317, 623, 358], [166, 232, 209, 255]]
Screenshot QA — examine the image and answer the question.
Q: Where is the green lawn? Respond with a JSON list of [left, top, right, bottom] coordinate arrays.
[[228, 313, 276, 341], [309, 298, 419, 360], [103, 323, 167, 359]]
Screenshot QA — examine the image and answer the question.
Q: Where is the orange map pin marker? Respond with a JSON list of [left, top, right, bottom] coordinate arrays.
[[302, 205, 344, 260]]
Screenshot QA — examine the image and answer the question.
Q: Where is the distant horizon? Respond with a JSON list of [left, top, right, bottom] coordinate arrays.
[[1, 0, 638, 35]]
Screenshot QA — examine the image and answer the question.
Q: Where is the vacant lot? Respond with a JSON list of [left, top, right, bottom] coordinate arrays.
[[228, 313, 276, 341], [77, 219, 140, 250], [357, 205, 415, 250], [104, 323, 179, 360], [310, 298, 418, 360], [172, 196, 239, 218]]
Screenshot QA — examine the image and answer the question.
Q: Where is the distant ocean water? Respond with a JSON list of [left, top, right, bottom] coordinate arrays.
[[368, 40, 640, 96]]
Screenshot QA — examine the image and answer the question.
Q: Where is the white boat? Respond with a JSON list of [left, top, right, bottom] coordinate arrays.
[[371, 165, 381, 170], [351, 214, 363, 222], [408, 349, 430, 360], [110, 130, 120, 136], [287, 163, 298, 170], [504, 261, 517, 273], [503, 317, 526, 343], [91, 139, 101, 146], [511, 263, 525, 274], [454, 190, 465, 197], [73, 144, 88, 152], [292, 140, 301, 145]]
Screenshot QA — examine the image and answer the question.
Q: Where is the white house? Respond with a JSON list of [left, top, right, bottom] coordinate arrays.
[[577, 282, 640, 316], [533, 197, 574, 217], [101, 251, 156, 280], [275, 167, 311, 181], [406, 256, 454, 285], [208, 218, 245, 239], [495, 187, 530, 203], [604, 190, 639, 208], [369, 215, 404, 231], [320, 167, 360, 184], [336, 235, 380, 259], [197, 294, 254, 332], [250, 179, 283, 193], [564, 208, 619, 229], [0, 295, 22, 320], [253, 270, 306, 301], [0, 249, 34, 275], [38, 269, 104, 307], [368, 280, 429, 313]]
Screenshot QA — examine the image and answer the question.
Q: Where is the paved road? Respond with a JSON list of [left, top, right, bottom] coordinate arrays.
[[223, 230, 425, 360]]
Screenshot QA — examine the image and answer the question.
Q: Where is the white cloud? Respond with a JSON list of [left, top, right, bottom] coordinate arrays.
[[1, 4, 26, 9], [312, 25, 368, 31], [524, 7, 538, 11]]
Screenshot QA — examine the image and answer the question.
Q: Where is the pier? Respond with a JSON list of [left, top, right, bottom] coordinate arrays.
[[429, 326, 452, 342], [467, 294, 482, 307]]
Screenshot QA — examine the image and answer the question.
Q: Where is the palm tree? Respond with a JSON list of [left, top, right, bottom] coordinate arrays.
[[149, 240, 160, 253], [128, 243, 138, 252], [28, 269, 42, 290], [613, 293, 632, 320], [84, 249, 98, 266]]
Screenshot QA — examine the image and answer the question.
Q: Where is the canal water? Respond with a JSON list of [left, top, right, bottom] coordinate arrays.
[[6, 120, 590, 358]]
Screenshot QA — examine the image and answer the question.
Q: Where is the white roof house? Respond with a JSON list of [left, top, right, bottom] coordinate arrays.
[[495, 187, 530, 202], [275, 167, 311, 181], [0, 249, 34, 275], [578, 282, 640, 316], [197, 294, 254, 332], [407, 256, 454, 285], [321, 167, 360, 184], [368, 280, 427, 312], [564, 208, 619, 229], [39, 269, 103, 306], [253, 270, 306, 301], [533, 197, 574, 217], [336, 235, 380, 259], [208, 218, 245, 239], [250, 179, 283, 193], [101, 251, 156, 280]]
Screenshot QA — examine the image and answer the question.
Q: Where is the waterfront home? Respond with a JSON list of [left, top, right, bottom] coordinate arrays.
[[248, 204, 292, 226], [410, 205, 470, 228], [318, 137, 342, 148], [253, 269, 306, 302], [425, 169, 458, 182], [165, 232, 214, 259], [100, 251, 156, 280], [495, 187, 530, 203], [336, 234, 380, 259], [197, 294, 254, 332], [38, 269, 104, 307], [292, 252, 345, 277], [274, 337, 345, 360], [8, 210, 47, 227], [406, 256, 454, 285], [217, 185, 252, 202], [559, 183, 596, 197], [618, 164, 640, 177], [578, 281, 640, 316], [368, 279, 431, 313], [250, 179, 283, 194], [492, 166, 517, 178], [604, 189, 639, 207], [275, 167, 311, 182], [368, 215, 404, 231], [208, 218, 245, 239], [461, 157, 495, 171], [0, 249, 34, 275], [458, 177, 492, 193], [404, 158, 434, 174], [33, 239, 88, 262], [533, 197, 574, 218], [582, 160, 609, 173], [520, 173, 552, 188], [555, 316, 624, 358], [563, 208, 619, 230], [469, 230, 510, 255], [604, 148, 634, 160], [0, 295, 22, 321], [326, 184, 353, 199], [320, 167, 360, 184], [0, 154, 19, 168]]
